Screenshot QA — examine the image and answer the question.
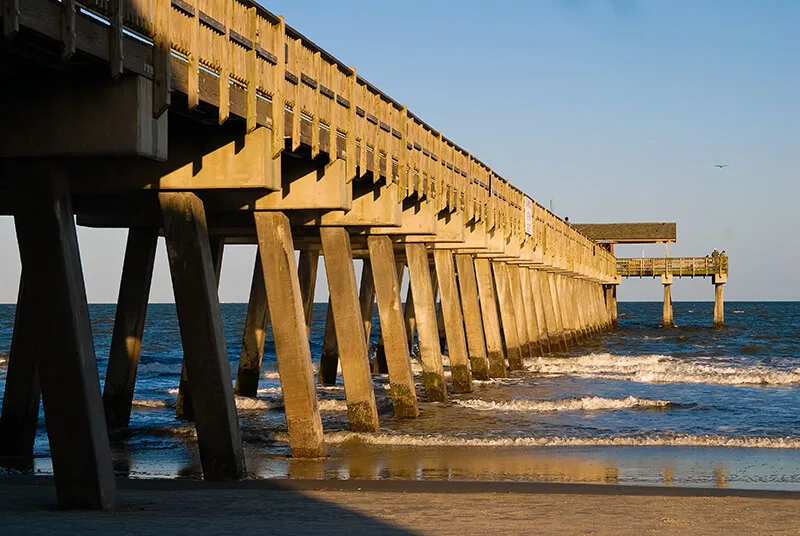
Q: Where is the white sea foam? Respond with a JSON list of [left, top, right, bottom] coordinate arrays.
[[132, 398, 174, 409], [314, 432, 800, 449], [137, 362, 178, 376], [454, 396, 672, 413], [257, 387, 283, 395], [235, 396, 281, 411], [318, 399, 348, 412], [526, 353, 800, 386], [262, 371, 281, 380]]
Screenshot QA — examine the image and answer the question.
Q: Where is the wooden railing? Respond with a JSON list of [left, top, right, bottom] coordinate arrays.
[[616, 256, 729, 278]]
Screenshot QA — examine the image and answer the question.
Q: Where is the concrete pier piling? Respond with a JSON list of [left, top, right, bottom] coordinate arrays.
[[662, 274, 675, 328], [321, 228, 380, 433], [406, 243, 447, 402], [102, 228, 158, 428], [474, 258, 508, 378], [713, 274, 726, 327], [234, 253, 269, 397], [367, 237, 419, 417], [256, 213, 326, 458], [454, 254, 491, 381], [434, 249, 473, 393], [492, 261, 525, 370]]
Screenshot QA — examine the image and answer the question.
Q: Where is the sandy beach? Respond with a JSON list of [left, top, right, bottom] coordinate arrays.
[[1, 477, 798, 535]]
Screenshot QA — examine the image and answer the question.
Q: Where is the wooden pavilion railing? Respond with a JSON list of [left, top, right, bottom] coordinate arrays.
[[616, 256, 729, 278]]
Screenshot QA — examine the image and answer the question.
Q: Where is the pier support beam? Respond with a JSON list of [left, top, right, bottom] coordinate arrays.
[[14, 175, 116, 509], [102, 228, 158, 429], [713, 274, 726, 327], [662, 274, 674, 328], [507, 264, 534, 361], [367, 237, 419, 417], [492, 261, 524, 370], [320, 228, 380, 433], [406, 243, 447, 402], [255, 212, 325, 458], [454, 254, 490, 381], [159, 192, 245, 481], [175, 237, 224, 421], [474, 258, 507, 378], [433, 250, 472, 393], [318, 298, 338, 386], [529, 269, 551, 354], [0, 277, 40, 465], [234, 253, 269, 397]]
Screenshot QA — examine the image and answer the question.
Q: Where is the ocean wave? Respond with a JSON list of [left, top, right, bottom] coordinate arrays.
[[526, 353, 800, 386], [315, 432, 800, 449], [453, 396, 673, 413], [132, 398, 175, 409], [318, 399, 348, 412], [235, 396, 282, 411], [262, 371, 281, 380]]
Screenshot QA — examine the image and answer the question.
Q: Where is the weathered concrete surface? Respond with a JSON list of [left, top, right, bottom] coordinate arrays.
[[235, 254, 269, 397], [474, 258, 506, 378], [454, 254, 490, 381], [433, 250, 472, 393]]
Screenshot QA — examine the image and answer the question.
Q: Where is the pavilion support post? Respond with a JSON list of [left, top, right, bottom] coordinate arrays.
[[159, 192, 245, 481], [474, 258, 506, 378], [175, 236, 224, 421], [14, 174, 116, 509], [255, 212, 325, 458], [454, 254, 490, 380], [433, 249, 472, 393], [234, 253, 269, 397], [0, 276, 41, 465], [320, 228, 380, 433], [367, 237, 419, 418], [713, 274, 726, 327], [405, 243, 447, 402], [662, 274, 674, 328], [493, 261, 524, 370], [102, 227, 158, 429]]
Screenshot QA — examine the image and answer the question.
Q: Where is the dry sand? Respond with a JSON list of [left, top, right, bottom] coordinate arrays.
[[0, 477, 798, 535]]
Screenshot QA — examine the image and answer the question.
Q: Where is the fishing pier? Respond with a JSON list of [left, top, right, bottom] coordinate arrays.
[[0, 0, 724, 509]]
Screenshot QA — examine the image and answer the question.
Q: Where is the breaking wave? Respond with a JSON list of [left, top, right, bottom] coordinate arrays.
[[318, 399, 348, 412], [316, 432, 800, 449], [454, 396, 674, 412], [526, 353, 800, 386]]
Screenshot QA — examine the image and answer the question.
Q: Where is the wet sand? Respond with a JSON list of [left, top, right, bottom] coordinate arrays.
[[1, 477, 798, 535]]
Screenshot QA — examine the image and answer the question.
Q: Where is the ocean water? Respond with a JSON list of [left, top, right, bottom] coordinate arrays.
[[1, 301, 799, 490]]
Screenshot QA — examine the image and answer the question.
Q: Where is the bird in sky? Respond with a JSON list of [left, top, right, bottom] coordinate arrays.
[[714, 164, 728, 168]]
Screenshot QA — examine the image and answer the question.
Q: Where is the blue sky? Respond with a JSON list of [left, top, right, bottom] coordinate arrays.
[[0, 0, 797, 302]]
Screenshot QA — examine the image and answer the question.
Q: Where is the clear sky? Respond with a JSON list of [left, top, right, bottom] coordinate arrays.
[[0, 0, 797, 303]]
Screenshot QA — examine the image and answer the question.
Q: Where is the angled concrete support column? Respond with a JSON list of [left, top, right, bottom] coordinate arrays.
[[160, 192, 245, 481], [406, 243, 447, 402], [454, 254, 490, 380], [175, 236, 224, 421], [317, 298, 339, 386], [529, 269, 551, 354], [321, 228, 380, 433], [403, 278, 416, 355], [662, 274, 674, 328], [298, 248, 320, 337], [367, 237, 419, 418], [493, 261, 524, 370], [0, 276, 40, 465], [235, 253, 270, 397], [255, 212, 325, 458], [713, 274, 726, 327], [14, 175, 116, 509], [507, 265, 532, 362], [102, 228, 158, 429], [548, 273, 571, 350], [474, 258, 507, 378], [374, 262, 405, 374], [517, 265, 543, 357], [434, 250, 472, 393]]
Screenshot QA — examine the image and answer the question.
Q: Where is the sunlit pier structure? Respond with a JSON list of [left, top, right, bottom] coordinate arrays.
[[0, 0, 725, 510], [574, 223, 729, 329]]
